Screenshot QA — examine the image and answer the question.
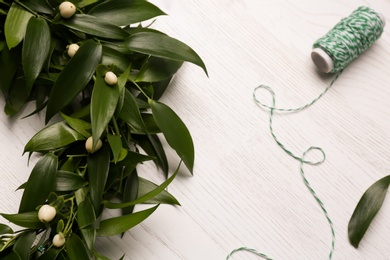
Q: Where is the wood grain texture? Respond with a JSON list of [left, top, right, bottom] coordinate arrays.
[[1, 0, 390, 259]]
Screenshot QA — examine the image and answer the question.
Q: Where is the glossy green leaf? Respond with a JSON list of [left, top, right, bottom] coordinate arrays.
[[1, 212, 44, 229], [37, 248, 62, 260], [91, 75, 120, 148], [152, 76, 173, 101], [94, 251, 111, 260], [58, 14, 129, 40], [19, 153, 58, 213], [61, 113, 91, 138], [4, 68, 28, 116], [138, 177, 180, 205], [13, 230, 36, 260], [135, 134, 168, 177], [149, 100, 194, 173], [117, 64, 131, 94], [348, 175, 390, 248], [77, 198, 96, 251], [141, 113, 160, 134], [116, 151, 154, 167], [0, 224, 13, 235], [122, 170, 138, 215], [4, 3, 33, 49], [107, 133, 122, 163], [24, 122, 86, 153], [46, 40, 102, 123], [101, 46, 130, 73], [96, 204, 159, 236], [22, 0, 55, 15], [88, 0, 166, 26], [55, 171, 87, 191], [88, 145, 110, 214], [65, 234, 90, 259], [76, 0, 101, 8], [105, 162, 180, 209], [119, 89, 147, 133], [125, 32, 207, 75], [22, 17, 51, 92], [136, 57, 182, 83], [0, 43, 21, 95]]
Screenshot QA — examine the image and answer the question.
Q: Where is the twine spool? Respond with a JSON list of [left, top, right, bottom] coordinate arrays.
[[312, 6, 385, 73]]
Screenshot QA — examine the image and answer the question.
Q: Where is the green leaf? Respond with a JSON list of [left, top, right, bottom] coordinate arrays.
[[22, 17, 51, 93], [77, 198, 96, 251], [0, 43, 21, 95], [90, 75, 120, 147], [116, 151, 154, 167], [117, 64, 131, 94], [96, 205, 159, 236], [4, 3, 33, 49], [94, 251, 111, 260], [122, 170, 138, 215], [101, 46, 130, 73], [88, 145, 110, 215], [65, 234, 90, 259], [348, 175, 390, 248], [107, 133, 122, 163], [37, 248, 62, 260], [149, 100, 194, 173], [46, 40, 102, 123], [125, 32, 207, 75], [13, 230, 36, 260], [134, 134, 168, 177], [119, 89, 147, 133], [1, 212, 44, 229], [4, 68, 29, 116], [61, 113, 91, 138], [105, 162, 180, 209], [88, 0, 166, 26], [57, 14, 129, 40], [136, 57, 182, 83], [55, 171, 87, 191], [19, 153, 58, 213], [138, 177, 180, 205], [0, 224, 13, 235], [24, 122, 86, 153], [22, 0, 55, 15]]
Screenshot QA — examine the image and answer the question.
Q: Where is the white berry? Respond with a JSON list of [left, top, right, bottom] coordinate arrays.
[[104, 71, 118, 85], [59, 1, 76, 19], [67, 43, 79, 58], [52, 233, 66, 247], [38, 205, 57, 223], [85, 136, 103, 153]]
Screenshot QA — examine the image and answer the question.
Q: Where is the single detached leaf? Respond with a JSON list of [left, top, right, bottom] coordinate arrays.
[[58, 14, 129, 40], [91, 76, 120, 147], [1, 212, 44, 229], [88, 0, 166, 26], [22, 17, 51, 93], [88, 145, 110, 215], [65, 234, 90, 259], [19, 153, 58, 213], [13, 230, 36, 260], [55, 171, 87, 191], [46, 40, 102, 123], [149, 100, 194, 173], [348, 175, 390, 248], [125, 32, 207, 75], [24, 122, 86, 153], [96, 205, 159, 236], [4, 3, 33, 49]]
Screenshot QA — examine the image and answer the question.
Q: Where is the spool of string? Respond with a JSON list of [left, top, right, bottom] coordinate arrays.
[[227, 6, 385, 260]]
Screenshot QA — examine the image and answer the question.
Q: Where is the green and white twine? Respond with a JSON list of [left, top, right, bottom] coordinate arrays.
[[227, 6, 384, 260]]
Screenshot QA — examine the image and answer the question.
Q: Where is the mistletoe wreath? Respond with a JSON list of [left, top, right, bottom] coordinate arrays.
[[0, 0, 206, 258]]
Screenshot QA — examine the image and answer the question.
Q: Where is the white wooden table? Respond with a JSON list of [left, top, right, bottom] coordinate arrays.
[[1, 0, 390, 259]]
